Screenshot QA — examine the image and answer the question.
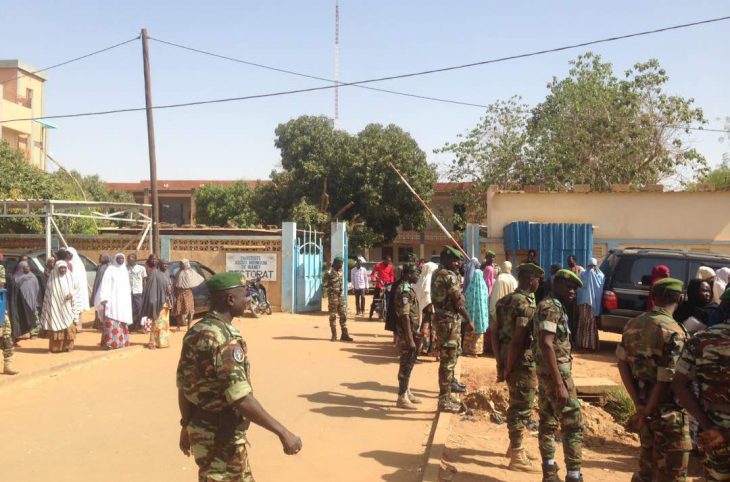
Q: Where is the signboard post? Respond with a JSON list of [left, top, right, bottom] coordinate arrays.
[[226, 253, 278, 281]]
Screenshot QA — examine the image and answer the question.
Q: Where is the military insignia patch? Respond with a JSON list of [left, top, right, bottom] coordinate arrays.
[[233, 345, 244, 363]]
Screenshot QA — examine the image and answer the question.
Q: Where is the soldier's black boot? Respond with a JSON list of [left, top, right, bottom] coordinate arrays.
[[542, 462, 561, 482], [330, 327, 337, 342], [340, 328, 354, 342], [450, 380, 466, 393]]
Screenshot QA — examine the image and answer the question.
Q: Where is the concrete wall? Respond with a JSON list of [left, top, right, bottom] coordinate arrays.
[[486, 188, 730, 244], [0, 66, 47, 169]]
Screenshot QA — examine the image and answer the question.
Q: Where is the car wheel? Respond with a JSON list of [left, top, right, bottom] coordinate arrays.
[[249, 299, 261, 318]]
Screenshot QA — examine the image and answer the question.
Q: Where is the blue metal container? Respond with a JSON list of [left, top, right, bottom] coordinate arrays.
[[503, 222, 593, 274]]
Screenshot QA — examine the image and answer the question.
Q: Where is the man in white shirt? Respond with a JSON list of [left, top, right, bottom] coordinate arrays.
[[351, 258, 369, 316], [127, 253, 147, 332]]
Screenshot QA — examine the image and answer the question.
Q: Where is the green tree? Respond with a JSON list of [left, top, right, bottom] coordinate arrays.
[[695, 160, 730, 189], [442, 53, 708, 196], [264, 115, 437, 247], [194, 182, 260, 228]]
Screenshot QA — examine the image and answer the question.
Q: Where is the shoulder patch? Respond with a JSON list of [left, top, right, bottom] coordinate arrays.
[[233, 345, 244, 363], [402, 282, 411, 292]]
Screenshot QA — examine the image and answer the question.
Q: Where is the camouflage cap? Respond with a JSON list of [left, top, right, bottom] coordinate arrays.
[[442, 245, 466, 260], [517, 262, 545, 277], [486, 250, 496, 257], [554, 269, 583, 288], [333, 256, 344, 263], [402, 262, 420, 274], [652, 277, 684, 294], [206, 272, 247, 293]]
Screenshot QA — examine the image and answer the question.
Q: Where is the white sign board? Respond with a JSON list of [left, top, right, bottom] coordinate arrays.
[[226, 252, 277, 282]]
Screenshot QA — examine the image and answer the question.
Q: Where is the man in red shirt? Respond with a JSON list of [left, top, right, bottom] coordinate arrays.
[[369, 256, 395, 320]]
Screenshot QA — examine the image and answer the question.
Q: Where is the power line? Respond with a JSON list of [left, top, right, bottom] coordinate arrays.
[[149, 37, 488, 108], [0, 36, 140, 86], [2, 15, 730, 124]]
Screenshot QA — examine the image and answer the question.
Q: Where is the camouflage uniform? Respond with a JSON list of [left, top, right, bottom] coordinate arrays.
[[675, 322, 730, 482], [324, 268, 347, 331], [496, 289, 537, 449], [394, 280, 420, 396], [533, 297, 583, 472], [176, 312, 255, 482], [616, 307, 690, 482], [431, 266, 463, 398], [1, 314, 12, 365]]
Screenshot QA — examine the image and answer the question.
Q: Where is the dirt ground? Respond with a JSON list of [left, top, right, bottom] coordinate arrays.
[[0, 303, 439, 482], [441, 331, 705, 482]]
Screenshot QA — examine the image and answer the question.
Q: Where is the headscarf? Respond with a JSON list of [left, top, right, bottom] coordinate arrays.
[[414, 261, 438, 311], [713, 267, 730, 304], [578, 265, 605, 317], [465, 262, 489, 333], [40, 261, 81, 332], [675, 279, 717, 326], [175, 259, 205, 289], [647, 265, 670, 311], [91, 254, 111, 304], [482, 260, 497, 295], [462, 257, 481, 294], [489, 261, 517, 317], [67, 247, 90, 311], [141, 263, 173, 320], [697, 266, 716, 282], [94, 253, 133, 325], [13, 261, 41, 311], [44, 256, 56, 281]]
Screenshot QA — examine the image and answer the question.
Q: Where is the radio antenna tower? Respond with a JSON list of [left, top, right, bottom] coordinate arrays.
[[334, 0, 340, 128]]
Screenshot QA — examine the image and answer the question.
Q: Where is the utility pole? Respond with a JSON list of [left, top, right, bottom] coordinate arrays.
[[334, 0, 340, 128], [141, 28, 160, 255]]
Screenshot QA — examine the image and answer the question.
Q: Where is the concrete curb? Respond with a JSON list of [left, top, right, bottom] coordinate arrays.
[[421, 410, 452, 482], [0, 344, 144, 390]]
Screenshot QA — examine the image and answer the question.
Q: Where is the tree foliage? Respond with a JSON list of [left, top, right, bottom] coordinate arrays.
[[0, 141, 133, 234], [441, 53, 708, 206], [194, 182, 260, 228]]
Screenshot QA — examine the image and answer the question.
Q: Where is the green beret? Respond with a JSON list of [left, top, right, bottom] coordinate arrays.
[[442, 245, 466, 260], [486, 250, 496, 257], [333, 256, 344, 264], [652, 277, 684, 294], [206, 272, 247, 293], [721, 287, 730, 302], [554, 269, 583, 288], [517, 263, 545, 277]]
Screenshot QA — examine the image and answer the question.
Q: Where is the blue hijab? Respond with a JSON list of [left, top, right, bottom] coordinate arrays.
[[465, 261, 490, 334], [578, 261, 605, 317]]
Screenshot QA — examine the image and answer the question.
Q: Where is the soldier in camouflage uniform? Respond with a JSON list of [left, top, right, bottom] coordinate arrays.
[[534, 269, 584, 482], [431, 245, 474, 413], [177, 272, 302, 482], [617, 277, 690, 482], [0, 256, 16, 376], [493, 263, 544, 473], [673, 287, 730, 482], [394, 263, 423, 410], [323, 256, 353, 342]]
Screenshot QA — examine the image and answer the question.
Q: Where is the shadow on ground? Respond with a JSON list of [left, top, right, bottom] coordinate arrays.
[[300, 389, 435, 422], [360, 449, 428, 482]]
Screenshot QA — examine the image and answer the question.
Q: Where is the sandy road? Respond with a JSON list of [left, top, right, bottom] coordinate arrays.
[[0, 311, 440, 482]]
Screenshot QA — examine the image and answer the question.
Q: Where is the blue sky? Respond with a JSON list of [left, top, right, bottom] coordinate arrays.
[[2, 1, 728, 182]]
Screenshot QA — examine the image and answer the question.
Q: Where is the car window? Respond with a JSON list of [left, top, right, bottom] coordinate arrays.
[[193, 263, 214, 280], [599, 254, 618, 280], [81, 256, 98, 273], [688, 260, 730, 279], [613, 257, 687, 289]]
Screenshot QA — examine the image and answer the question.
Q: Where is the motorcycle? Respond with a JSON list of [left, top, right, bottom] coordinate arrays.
[[246, 276, 273, 317]]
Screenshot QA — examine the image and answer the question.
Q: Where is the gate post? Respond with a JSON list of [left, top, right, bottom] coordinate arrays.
[[331, 221, 349, 305], [281, 222, 296, 313], [465, 223, 481, 259]]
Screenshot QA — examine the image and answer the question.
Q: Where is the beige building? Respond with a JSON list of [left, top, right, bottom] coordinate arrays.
[[0, 60, 49, 169], [480, 185, 730, 260]]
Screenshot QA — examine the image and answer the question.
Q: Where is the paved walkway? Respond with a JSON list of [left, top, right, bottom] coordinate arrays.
[[0, 310, 440, 482]]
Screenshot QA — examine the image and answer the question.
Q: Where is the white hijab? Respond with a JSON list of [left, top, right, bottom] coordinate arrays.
[[413, 262, 439, 312], [41, 261, 81, 331], [67, 247, 90, 311], [95, 253, 133, 325], [489, 261, 518, 317], [713, 267, 730, 304]]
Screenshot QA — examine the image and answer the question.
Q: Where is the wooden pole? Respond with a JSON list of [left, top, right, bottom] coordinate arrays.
[[387, 161, 469, 259], [141, 28, 160, 255]]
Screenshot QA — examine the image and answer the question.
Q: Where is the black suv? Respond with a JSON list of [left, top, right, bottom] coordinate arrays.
[[599, 247, 730, 334]]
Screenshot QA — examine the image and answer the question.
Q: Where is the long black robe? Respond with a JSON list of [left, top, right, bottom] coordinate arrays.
[[7, 272, 44, 339], [141, 269, 173, 321]]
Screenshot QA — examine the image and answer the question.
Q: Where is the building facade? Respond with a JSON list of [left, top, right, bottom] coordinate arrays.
[[0, 60, 48, 169]]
